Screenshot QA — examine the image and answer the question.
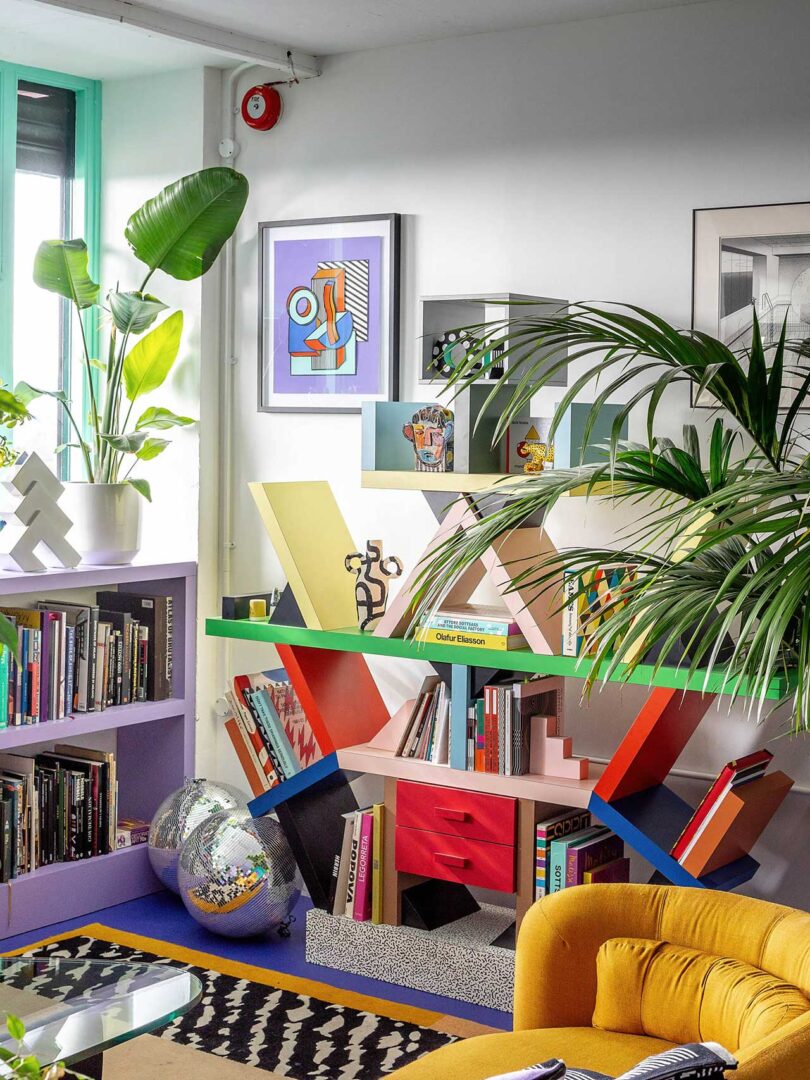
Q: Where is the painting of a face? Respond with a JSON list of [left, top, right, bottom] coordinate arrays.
[[403, 406, 454, 472]]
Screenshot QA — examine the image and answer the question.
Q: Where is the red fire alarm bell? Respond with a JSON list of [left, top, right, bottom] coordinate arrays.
[[241, 85, 283, 131]]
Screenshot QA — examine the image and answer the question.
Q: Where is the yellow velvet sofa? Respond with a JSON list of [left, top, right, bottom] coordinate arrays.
[[391, 884, 810, 1079]]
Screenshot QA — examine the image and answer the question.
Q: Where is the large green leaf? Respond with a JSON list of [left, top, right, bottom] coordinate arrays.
[[109, 290, 168, 334], [135, 436, 170, 461], [99, 431, 149, 454], [122, 311, 184, 402], [125, 167, 248, 282], [33, 239, 99, 309], [135, 406, 195, 430], [127, 478, 152, 502]]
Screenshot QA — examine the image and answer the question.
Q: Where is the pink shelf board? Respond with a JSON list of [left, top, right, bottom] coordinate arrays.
[[336, 743, 601, 808], [0, 844, 162, 938], [0, 560, 196, 597], [0, 698, 187, 750]]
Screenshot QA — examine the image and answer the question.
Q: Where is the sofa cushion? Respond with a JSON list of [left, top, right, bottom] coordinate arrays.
[[389, 1028, 677, 1079], [592, 937, 809, 1051]]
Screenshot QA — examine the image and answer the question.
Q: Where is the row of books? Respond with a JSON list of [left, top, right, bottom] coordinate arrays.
[[535, 808, 628, 899], [223, 671, 322, 796], [0, 589, 173, 726], [328, 803, 384, 923], [0, 744, 118, 880], [670, 749, 774, 874], [393, 676, 450, 764]]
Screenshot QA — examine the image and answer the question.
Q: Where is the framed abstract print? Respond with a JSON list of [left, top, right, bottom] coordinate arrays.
[[692, 201, 810, 408], [258, 214, 400, 412]]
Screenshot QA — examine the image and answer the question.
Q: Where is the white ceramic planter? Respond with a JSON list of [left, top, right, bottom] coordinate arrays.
[[62, 483, 143, 566]]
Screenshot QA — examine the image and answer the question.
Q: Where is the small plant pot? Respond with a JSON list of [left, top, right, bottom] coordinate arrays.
[[63, 482, 143, 565]]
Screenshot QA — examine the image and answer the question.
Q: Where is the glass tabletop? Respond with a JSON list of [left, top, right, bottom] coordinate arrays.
[[0, 957, 201, 1067]]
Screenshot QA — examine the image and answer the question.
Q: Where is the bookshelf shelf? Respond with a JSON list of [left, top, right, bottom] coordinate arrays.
[[360, 471, 610, 497], [0, 844, 161, 937], [0, 560, 196, 939], [0, 698, 186, 750], [205, 619, 789, 700], [336, 742, 598, 809]]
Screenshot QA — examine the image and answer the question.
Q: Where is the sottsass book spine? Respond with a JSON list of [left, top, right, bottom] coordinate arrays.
[[353, 810, 374, 922], [562, 570, 580, 656], [420, 615, 521, 636], [535, 810, 591, 900]]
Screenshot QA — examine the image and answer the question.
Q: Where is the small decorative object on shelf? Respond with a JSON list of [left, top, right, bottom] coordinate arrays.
[[506, 418, 555, 474], [402, 404, 454, 472], [148, 778, 249, 893], [429, 330, 504, 380], [178, 811, 301, 938], [221, 589, 280, 620], [344, 540, 403, 632], [0, 452, 80, 572]]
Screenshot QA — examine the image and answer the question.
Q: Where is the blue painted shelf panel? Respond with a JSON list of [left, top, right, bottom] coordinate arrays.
[[248, 753, 340, 817]]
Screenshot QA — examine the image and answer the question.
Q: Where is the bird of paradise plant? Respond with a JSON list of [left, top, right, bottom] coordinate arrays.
[[413, 302, 810, 732]]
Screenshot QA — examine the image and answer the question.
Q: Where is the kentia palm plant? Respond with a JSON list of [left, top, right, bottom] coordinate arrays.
[[413, 302, 810, 732], [17, 166, 248, 500]]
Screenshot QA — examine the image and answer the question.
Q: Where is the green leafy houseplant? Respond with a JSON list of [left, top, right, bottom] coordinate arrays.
[[18, 166, 249, 502], [414, 302, 810, 732], [0, 1013, 80, 1079]]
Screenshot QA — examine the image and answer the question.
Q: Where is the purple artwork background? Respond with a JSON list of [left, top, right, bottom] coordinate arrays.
[[271, 234, 384, 396]]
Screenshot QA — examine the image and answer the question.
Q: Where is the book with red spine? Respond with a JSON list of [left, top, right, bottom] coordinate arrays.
[[670, 749, 773, 861], [232, 675, 279, 788], [224, 716, 269, 796], [352, 809, 374, 922], [484, 686, 498, 773]]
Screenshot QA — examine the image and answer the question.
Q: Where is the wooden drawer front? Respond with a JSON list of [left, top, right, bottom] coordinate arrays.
[[397, 780, 517, 845], [395, 826, 516, 892]]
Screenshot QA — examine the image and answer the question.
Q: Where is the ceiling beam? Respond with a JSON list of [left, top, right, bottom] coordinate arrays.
[[30, 0, 322, 77]]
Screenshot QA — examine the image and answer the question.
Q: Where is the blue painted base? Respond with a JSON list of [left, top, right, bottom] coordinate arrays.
[[590, 789, 758, 891], [0, 890, 510, 1030], [248, 753, 341, 817]]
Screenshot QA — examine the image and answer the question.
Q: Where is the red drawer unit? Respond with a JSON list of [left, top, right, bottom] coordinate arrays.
[[395, 826, 516, 892], [397, 780, 517, 845]]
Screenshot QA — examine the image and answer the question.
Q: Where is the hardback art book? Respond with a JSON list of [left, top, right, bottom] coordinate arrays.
[[96, 591, 172, 701], [562, 565, 637, 658]]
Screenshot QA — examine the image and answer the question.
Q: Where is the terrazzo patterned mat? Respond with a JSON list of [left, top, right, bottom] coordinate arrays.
[[13, 927, 456, 1079]]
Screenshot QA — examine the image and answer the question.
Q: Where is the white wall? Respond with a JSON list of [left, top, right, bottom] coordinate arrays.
[[221, 0, 810, 906], [101, 65, 223, 770]]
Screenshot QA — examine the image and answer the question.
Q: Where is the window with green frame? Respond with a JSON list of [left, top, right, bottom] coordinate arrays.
[[0, 62, 100, 477]]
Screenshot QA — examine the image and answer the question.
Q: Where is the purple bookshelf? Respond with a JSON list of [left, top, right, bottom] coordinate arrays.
[[0, 560, 196, 938]]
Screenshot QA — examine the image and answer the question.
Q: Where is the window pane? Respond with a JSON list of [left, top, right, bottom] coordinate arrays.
[[13, 81, 77, 475]]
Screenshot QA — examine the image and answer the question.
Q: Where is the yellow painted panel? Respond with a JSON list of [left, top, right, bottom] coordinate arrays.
[[249, 481, 358, 631]]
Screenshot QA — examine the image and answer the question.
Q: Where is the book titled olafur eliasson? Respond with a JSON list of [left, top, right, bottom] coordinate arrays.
[[416, 604, 527, 651]]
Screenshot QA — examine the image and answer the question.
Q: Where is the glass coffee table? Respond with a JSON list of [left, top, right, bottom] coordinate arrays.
[[0, 956, 201, 1077]]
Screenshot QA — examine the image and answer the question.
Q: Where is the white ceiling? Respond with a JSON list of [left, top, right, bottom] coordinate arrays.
[[0, 0, 718, 80]]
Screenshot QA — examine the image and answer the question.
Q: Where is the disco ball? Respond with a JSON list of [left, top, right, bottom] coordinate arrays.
[[148, 778, 249, 893], [178, 811, 301, 938]]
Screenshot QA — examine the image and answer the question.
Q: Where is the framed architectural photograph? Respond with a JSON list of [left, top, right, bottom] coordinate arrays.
[[692, 201, 810, 408], [258, 214, 400, 412]]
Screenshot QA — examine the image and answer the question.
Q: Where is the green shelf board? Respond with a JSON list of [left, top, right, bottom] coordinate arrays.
[[205, 618, 790, 700]]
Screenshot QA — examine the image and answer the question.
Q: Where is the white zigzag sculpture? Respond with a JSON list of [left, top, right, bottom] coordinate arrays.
[[0, 452, 80, 572]]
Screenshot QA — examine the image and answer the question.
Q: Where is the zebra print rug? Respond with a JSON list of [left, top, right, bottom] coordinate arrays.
[[19, 933, 455, 1078]]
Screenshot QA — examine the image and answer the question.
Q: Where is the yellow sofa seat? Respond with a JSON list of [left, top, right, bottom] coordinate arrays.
[[391, 884, 810, 1080]]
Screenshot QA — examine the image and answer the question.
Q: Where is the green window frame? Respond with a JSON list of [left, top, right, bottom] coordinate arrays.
[[0, 61, 101, 473]]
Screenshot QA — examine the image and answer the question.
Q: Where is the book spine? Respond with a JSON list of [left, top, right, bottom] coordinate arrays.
[[548, 837, 570, 893], [65, 626, 75, 716], [562, 570, 579, 656], [254, 691, 300, 778], [567, 834, 624, 888], [224, 717, 268, 797], [498, 686, 507, 776], [0, 646, 8, 730], [164, 595, 173, 699], [231, 702, 275, 789], [420, 616, 520, 636], [344, 812, 361, 919], [371, 803, 383, 924], [352, 811, 374, 922], [417, 628, 524, 650], [484, 687, 497, 773]]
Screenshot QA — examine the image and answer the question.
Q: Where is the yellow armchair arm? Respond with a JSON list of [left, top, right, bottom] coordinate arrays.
[[514, 886, 666, 1031], [736, 1012, 810, 1079]]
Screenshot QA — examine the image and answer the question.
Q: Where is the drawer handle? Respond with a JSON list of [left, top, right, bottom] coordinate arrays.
[[435, 852, 468, 868], [436, 807, 468, 822]]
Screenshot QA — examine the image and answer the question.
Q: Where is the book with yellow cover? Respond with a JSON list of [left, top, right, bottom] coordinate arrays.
[[371, 802, 384, 924], [415, 627, 527, 651]]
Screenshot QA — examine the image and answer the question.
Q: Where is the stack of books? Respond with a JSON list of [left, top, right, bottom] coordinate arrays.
[[670, 749, 793, 876], [0, 589, 173, 726], [467, 677, 560, 776], [328, 803, 384, 924], [224, 671, 322, 796], [415, 604, 527, 652], [0, 744, 119, 880], [535, 809, 628, 899], [393, 676, 450, 764]]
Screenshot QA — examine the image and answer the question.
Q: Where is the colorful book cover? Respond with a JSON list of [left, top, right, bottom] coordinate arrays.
[[224, 716, 268, 796], [584, 857, 631, 884], [549, 825, 604, 893], [566, 831, 624, 888], [332, 812, 356, 917], [562, 565, 637, 658], [535, 809, 591, 899], [353, 809, 374, 922], [257, 673, 324, 770], [232, 676, 280, 788], [249, 688, 300, 779], [0, 645, 9, 731], [416, 627, 527, 651], [421, 614, 521, 636], [344, 811, 362, 919], [371, 802, 384, 924]]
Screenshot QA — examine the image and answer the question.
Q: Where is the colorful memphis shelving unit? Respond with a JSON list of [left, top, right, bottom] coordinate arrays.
[[206, 476, 793, 919], [0, 560, 196, 936]]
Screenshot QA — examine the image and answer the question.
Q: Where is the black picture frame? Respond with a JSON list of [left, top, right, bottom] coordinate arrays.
[[257, 213, 401, 413]]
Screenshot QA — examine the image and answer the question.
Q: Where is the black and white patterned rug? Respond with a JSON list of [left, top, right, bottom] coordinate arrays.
[[18, 935, 455, 1078]]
